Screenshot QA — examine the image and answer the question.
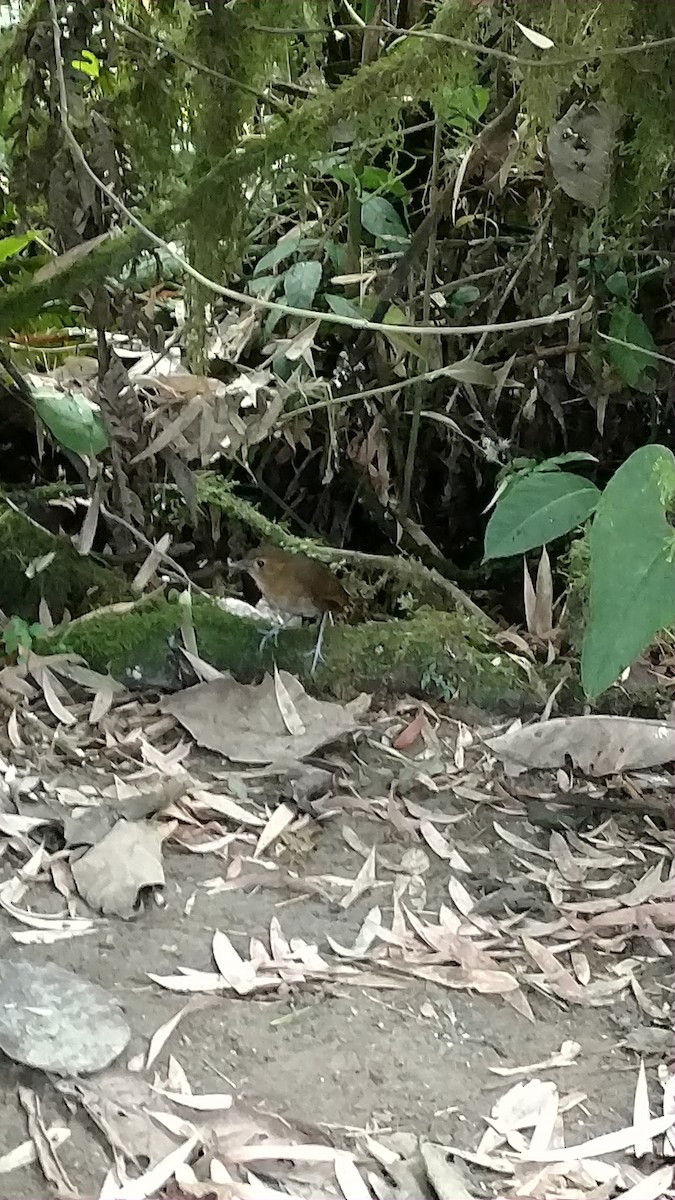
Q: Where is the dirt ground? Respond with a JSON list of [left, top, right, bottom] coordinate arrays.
[[1, 779, 670, 1199]]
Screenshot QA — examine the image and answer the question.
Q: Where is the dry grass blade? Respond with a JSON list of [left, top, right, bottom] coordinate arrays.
[[419, 821, 470, 870], [180, 648, 224, 682], [522, 936, 586, 1004], [156, 1091, 233, 1111], [0, 877, 94, 932], [663, 1073, 675, 1158], [211, 929, 257, 994], [190, 790, 265, 827], [633, 1058, 653, 1158], [488, 1041, 581, 1077], [0, 1126, 70, 1174], [524, 1113, 675, 1162], [533, 545, 554, 637], [227, 1143, 356, 1166], [148, 970, 224, 993], [327, 906, 382, 958], [146, 1004, 190, 1070], [132, 532, 173, 592], [334, 1153, 371, 1200], [340, 845, 377, 908], [523, 555, 537, 635], [18, 1086, 73, 1194], [115, 1131, 200, 1200], [40, 666, 77, 725], [253, 801, 295, 859], [273, 665, 306, 736], [89, 679, 116, 724], [618, 1165, 674, 1199]]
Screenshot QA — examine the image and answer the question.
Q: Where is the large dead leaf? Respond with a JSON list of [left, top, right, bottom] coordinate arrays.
[[486, 715, 675, 775], [547, 101, 617, 209], [163, 673, 370, 765], [71, 819, 167, 917], [57, 1073, 180, 1165]]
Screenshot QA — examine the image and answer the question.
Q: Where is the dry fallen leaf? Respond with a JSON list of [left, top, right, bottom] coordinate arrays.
[[487, 715, 675, 775], [515, 18, 555, 49], [163, 672, 369, 765], [548, 101, 616, 209], [71, 819, 167, 918], [146, 1005, 190, 1070]]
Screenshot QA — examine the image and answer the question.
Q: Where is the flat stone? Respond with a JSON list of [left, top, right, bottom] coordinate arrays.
[[0, 959, 130, 1075]]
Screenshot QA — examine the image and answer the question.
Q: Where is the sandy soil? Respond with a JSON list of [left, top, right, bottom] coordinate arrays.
[[1, 798, 668, 1199]]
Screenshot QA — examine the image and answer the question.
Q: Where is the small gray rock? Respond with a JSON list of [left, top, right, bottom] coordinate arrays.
[[0, 960, 130, 1075]]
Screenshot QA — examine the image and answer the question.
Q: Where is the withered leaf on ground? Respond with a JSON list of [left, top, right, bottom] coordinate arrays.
[[487, 715, 675, 775], [163, 672, 369, 765], [71, 818, 167, 918], [56, 1073, 180, 1165]]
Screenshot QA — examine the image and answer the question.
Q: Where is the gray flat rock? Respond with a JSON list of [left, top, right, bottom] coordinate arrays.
[[0, 959, 130, 1075]]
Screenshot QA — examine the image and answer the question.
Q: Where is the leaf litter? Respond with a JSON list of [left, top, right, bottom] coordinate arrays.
[[0, 654, 671, 1196]]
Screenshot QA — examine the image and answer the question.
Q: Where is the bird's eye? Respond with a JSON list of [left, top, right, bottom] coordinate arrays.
[[255, 557, 265, 570]]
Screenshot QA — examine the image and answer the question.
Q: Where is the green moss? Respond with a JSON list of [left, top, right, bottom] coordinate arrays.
[[513, 0, 673, 225], [560, 532, 590, 654], [0, 506, 132, 622], [40, 593, 542, 712], [182, 0, 477, 224]]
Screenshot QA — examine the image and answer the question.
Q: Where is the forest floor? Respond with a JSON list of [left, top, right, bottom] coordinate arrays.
[[0, 679, 672, 1199]]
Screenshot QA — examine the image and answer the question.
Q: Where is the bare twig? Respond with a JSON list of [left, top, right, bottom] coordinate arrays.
[[46, 2, 577, 342], [252, 23, 675, 68], [436, 265, 509, 294], [473, 201, 555, 360], [401, 117, 442, 516], [278, 369, 489, 426], [98, 505, 212, 598], [299, 545, 499, 630], [597, 333, 675, 367], [111, 17, 288, 111]]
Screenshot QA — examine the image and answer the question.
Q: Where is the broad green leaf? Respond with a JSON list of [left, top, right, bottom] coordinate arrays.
[[0, 231, 44, 262], [31, 385, 109, 457], [382, 305, 426, 363], [605, 271, 629, 300], [449, 285, 481, 309], [483, 471, 600, 560], [581, 445, 675, 698], [247, 274, 281, 296], [330, 164, 360, 189], [325, 240, 347, 272], [607, 305, 657, 386], [71, 49, 100, 78], [361, 194, 408, 243], [283, 260, 322, 309], [537, 452, 598, 469], [358, 166, 408, 199], [254, 233, 302, 275], [324, 294, 365, 320], [435, 84, 490, 124], [3, 616, 36, 655]]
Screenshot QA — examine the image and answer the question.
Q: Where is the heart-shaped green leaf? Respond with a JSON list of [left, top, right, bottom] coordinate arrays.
[[283, 260, 322, 309], [32, 384, 109, 457], [581, 445, 675, 697], [484, 471, 600, 560]]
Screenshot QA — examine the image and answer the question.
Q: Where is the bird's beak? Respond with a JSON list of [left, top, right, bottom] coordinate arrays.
[[227, 557, 247, 572]]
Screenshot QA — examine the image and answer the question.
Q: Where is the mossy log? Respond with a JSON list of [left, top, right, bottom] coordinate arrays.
[[0, 505, 133, 621], [38, 592, 545, 712]]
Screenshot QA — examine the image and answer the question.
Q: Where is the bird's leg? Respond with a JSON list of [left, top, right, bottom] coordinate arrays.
[[258, 616, 285, 654], [306, 611, 329, 675]]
